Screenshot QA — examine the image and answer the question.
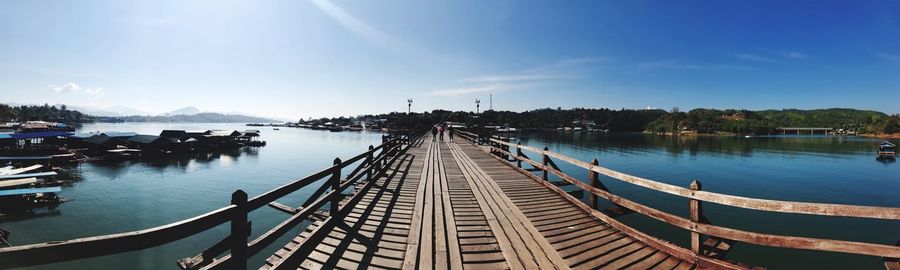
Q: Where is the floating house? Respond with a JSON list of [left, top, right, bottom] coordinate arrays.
[[127, 135, 177, 154], [878, 141, 896, 159], [100, 131, 138, 138], [78, 135, 128, 153], [159, 130, 190, 142]]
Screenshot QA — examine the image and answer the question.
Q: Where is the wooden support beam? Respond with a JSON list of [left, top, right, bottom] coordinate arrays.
[[542, 146, 549, 181], [589, 159, 600, 209], [330, 158, 341, 217], [267, 202, 297, 215], [229, 190, 249, 270], [690, 180, 703, 255]]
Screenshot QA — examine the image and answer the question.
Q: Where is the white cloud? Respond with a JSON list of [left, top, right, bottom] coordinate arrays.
[[877, 52, 900, 62], [638, 61, 703, 70], [734, 53, 778, 63], [49, 82, 103, 98], [50, 82, 81, 93], [85, 88, 104, 97], [461, 74, 561, 83], [430, 84, 503, 97], [638, 60, 753, 71], [310, 0, 421, 56], [777, 51, 809, 59]]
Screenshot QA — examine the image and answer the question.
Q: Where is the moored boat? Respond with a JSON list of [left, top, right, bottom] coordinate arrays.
[[877, 141, 896, 159]]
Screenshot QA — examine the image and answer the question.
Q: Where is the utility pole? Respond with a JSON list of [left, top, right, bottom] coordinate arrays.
[[490, 94, 492, 111], [407, 98, 413, 114], [475, 99, 481, 114]]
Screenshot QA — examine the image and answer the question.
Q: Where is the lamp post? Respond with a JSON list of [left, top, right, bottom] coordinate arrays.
[[407, 99, 413, 114], [475, 99, 481, 114]]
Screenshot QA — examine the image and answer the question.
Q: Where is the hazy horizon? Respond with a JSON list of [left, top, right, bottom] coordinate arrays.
[[2, 1, 899, 118]]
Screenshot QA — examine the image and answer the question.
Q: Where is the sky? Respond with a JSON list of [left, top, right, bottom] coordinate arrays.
[[0, 0, 898, 119]]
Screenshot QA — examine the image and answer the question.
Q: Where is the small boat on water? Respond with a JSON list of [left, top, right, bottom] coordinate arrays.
[[0, 165, 43, 176], [877, 141, 896, 159]]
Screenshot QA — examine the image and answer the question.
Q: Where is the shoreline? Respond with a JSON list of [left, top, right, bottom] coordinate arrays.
[[861, 133, 900, 139]]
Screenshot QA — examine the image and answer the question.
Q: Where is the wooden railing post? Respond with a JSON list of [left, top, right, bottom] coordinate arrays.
[[366, 145, 374, 182], [229, 190, 249, 270], [690, 180, 703, 255], [542, 146, 549, 181], [331, 158, 342, 216], [516, 142, 523, 168], [589, 159, 600, 209]]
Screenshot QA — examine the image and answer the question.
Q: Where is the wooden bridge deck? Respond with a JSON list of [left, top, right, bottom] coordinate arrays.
[[265, 137, 695, 270]]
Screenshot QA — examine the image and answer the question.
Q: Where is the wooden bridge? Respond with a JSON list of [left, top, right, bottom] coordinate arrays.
[[0, 129, 899, 269]]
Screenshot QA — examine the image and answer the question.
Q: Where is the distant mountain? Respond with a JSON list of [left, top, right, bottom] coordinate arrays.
[[67, 105, 150, 117], [161, 106, 202, 116], [94, 112, 282, 123]]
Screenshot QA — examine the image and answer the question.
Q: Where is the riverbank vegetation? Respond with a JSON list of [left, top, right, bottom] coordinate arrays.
[[0, 104, 89, 126], [0, 103, 278, 125], [644, 108, 900, 135]]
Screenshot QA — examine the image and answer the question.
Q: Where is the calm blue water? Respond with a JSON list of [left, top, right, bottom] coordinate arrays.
[[518, 132, 899, 269], [3, 125, 898, 269], [4, 123, 385, 270]]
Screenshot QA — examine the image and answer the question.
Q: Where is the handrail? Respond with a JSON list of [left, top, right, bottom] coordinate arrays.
[[480, 137, 900, 260], [0, 132, 425, 269], [490, 138, 900, 220], [0, 205, 236, 267]]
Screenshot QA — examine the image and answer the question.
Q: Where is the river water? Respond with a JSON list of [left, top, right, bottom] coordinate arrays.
[[3, 124, 898, 269]]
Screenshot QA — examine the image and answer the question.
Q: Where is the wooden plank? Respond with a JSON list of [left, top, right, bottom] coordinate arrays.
[[448, 142, 569, 270], [472, 143, 747, 270], [436, 143, 464, 270], [402, 137, 433, 270], [599, 245, 658, 270], [444, 141, 528, 270], [622, 251, 668, 270], [433, 141, 448, 269]]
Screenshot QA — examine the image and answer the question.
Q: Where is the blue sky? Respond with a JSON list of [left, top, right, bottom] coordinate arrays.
[[1, 0, 898, 118]]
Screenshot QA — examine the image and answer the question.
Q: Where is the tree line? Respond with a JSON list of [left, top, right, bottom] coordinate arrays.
[[0, 104, 89, 126], [644, 108, 900, 135]]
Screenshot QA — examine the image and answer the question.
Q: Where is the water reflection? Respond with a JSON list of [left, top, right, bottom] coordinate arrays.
[[521, 132, 884, 159], [1, 147, 260, 223]]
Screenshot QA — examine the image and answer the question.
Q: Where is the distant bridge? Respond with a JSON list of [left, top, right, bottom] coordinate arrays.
[[776, 127, 833, 135]]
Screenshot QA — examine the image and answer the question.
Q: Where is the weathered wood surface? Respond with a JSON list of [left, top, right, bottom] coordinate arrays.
[[266, 135, 713, 269], [489, 139, 900, 259], [490, 138, 900, 220], [450, 141, 701, 270], [262, 141, 423, 269]]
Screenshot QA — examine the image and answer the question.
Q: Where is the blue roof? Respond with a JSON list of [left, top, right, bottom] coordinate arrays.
[[0, 133, 11, 139], [101, 131, 137, 138], [0, 186, 61, 197], [70, 132, 99, 139], [9, 131, 73, 139]]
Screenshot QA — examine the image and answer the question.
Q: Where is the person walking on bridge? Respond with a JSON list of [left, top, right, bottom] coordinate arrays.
[[448, 125, 454, 142], [438, 125, 445, 141], [431, 125, 438, 140]]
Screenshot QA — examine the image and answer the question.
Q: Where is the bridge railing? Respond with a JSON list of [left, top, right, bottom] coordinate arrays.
[[0, 130, 428, 269], [453, 129, 900, 269]]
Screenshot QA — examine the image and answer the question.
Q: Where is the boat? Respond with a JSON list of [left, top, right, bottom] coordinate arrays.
[[0, 186, 64, 210], [0, 177, 39, 189], [273, 128, 279, 130], [0, 171, 57, 180], [0, 165, 43, 176], [877, 141, 896, 159], [105, 149, 142, 161]]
